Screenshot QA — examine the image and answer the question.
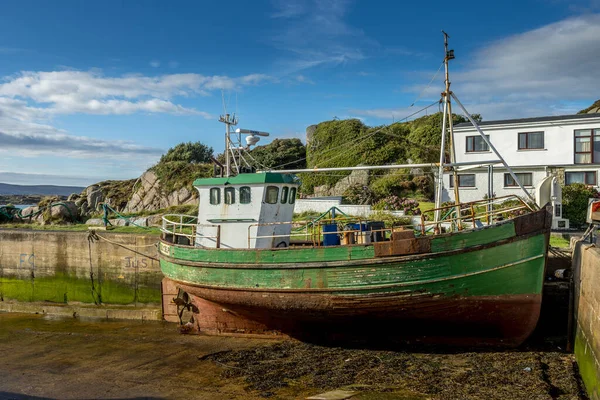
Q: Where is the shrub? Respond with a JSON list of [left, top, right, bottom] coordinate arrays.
[[370, 171, 413, 199], [369, 210, 413, 228], [373, 196, 421, 215], [343, 184, 375, 205], [563, 183, 600, 227], [412, 175, 434, 199], [160, 142, 213, 164]]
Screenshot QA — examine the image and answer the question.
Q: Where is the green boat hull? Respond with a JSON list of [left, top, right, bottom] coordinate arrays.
[[159, 207, 551, 346]]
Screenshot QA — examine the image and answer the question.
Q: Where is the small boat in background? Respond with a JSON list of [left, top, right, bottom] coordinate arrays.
[[158, 33, 551, 347]]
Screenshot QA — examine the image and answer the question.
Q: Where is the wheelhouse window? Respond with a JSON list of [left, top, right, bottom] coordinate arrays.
[[466, 135, 490, 152], [504, 173, 533, 187], [518, 132, 544, 150], [224, 187, 235, 204], [265, 186, 279, 204], [565, 171, 597, 186], [280, 186, 289, 204], [289, 187, 297, 204], [575, 129, 600, 164], [449, 174, 476, 188], [209, 188, 220, 205], [239, 186, 251, 204]]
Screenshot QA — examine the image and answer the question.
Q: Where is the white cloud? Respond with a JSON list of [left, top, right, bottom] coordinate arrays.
[[270, 0, 375, 73], [0, 69, 274, 158], [295, 75, 315, 84], [359, 15, 600, 121], [168, 61, 179, 68], [454, 15, 600, 103], [150, 60, 160, 68], [350, 105, 437, 122]]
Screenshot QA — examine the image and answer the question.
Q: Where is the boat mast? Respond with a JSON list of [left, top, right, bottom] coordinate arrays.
[[219, 113, 238, 177], [434, 31, 459, 224]]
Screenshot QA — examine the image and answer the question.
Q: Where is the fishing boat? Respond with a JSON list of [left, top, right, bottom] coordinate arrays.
[[158, 34, 551, 347]]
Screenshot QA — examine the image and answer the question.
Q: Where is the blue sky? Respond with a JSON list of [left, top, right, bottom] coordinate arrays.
[[0, 0, 599, 186]]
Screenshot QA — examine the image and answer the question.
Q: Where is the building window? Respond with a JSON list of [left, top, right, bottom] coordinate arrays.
[[280, 186, 289, 204], [518, 132, 544, 150], [504, 173, 533, 187], [574, 129, 600, 164], [565, 171, 597, 185], [289, 187, 297, 204], [466, 135, 490, 152], [265, 186, 279, 204], [449, 174, 476, 188], [209, 188, 220, 205], [224, 187, 235, 204], [239, 186, 251, 204]]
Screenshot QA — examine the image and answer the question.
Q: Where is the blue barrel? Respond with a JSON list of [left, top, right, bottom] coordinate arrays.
[[322, 224, 340, 246]]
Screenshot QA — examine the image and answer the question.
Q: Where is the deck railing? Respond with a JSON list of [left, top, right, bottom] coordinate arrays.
[[161, 214, 221, 247], [247, 217, 401, 248], [161, 195, 533, 248], [419, 195, 533, 234]]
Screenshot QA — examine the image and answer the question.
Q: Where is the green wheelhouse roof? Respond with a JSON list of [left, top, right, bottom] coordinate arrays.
[[193, 172, 298, 187]]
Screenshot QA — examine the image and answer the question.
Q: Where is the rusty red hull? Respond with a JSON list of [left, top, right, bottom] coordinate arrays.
[[174, 283, 541, 347]]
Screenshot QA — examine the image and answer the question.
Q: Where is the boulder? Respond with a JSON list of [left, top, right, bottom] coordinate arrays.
[[147, 214, 164, 227], [86, 185, 103, 212], [129, 217, 149, 227], [49, 201, 79, 222], [67, 193, 80, 202], [85, 218, 105, 226], [109, 218, 129, 226]]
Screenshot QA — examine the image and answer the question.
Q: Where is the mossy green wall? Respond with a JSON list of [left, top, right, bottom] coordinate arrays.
[[0, 229, 162, 306], [573, 242, 600, 400]]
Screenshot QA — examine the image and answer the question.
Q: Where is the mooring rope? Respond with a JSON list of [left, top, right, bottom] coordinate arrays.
[[87, 230, 159, 261]]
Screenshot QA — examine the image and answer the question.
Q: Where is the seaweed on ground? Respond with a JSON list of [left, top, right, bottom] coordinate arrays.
[[208, 341, 586, 399]]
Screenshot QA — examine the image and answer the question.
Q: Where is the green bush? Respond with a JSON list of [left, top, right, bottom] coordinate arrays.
[[563, 183, 599, 227], [342, 184, 375, 205], [369, 210, 413, 228], [159, 142, 213, 164], [150, 161, 213, 194]]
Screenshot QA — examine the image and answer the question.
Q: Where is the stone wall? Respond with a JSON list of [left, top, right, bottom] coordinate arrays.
[[573, 240, 600, 399], [0, 229, 163, 319]]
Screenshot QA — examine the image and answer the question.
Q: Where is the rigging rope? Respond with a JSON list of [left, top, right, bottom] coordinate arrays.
[[408, 61, 444, 107]]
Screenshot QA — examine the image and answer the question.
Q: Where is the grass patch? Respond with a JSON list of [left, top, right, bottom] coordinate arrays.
[[418, 201, 436, 213], [0, 223, 161, 236], [549, 236, 570, 248]]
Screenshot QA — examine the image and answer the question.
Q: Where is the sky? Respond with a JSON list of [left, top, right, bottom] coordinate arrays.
[[1, 0, 599, 186]]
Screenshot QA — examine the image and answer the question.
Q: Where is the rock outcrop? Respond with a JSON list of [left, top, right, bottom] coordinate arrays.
[[124, 171, 196, 213], [314, 169, 370, 197]]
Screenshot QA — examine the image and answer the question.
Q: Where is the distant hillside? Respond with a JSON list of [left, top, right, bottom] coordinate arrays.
[[0, 183, 84, 196], [578, 99, 600, 114]]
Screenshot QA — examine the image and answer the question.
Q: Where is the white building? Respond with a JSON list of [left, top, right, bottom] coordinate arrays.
[[441, 113, 600, 226]]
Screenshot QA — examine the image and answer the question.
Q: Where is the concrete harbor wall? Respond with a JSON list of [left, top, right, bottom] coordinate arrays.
[[0, 229, 163, 319], [573, 240, 600, 399]]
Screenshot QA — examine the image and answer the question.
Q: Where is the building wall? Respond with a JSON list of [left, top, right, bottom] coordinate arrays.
[[294, 199, 405, 218], [573, 240, 600, 399], [442, 115, 600, 203], [0, 229, 162, 313], [453, 116, 600, 167], [441, 167, 547, 203]]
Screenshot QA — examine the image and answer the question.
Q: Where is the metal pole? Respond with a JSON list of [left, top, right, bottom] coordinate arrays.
[[264, 160, 501, 174], [451, 93, 538, 207], [442, 32, 461, 229], [225, 114, 231, 177], [434, 98, 449, 223]]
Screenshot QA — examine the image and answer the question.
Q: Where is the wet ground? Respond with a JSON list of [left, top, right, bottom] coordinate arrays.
[[0, 288, 588, 400]]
